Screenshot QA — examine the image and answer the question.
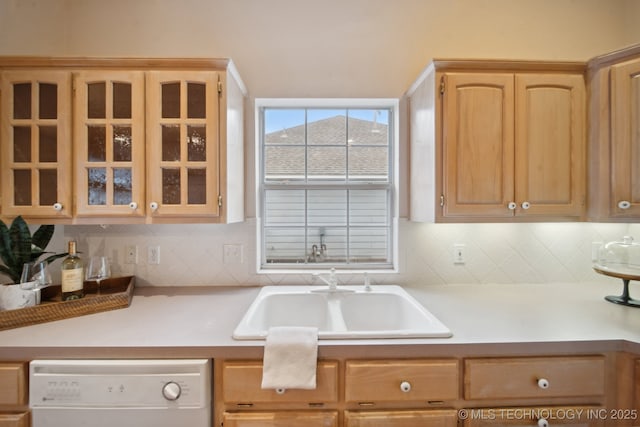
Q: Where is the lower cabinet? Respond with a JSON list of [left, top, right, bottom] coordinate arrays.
[[0, 413, 29, 427], [216, 358, 460, 427], [0, 363, 29, 427], [461, 406, 603, 427], [222, 411, 338, 427], [215, 354, 614, 427], [216, 360, 339, 427], [345, 409, 458, 427]]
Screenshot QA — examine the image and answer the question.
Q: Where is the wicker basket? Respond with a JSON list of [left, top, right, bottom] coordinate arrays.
[[0, 276, 135, 331]]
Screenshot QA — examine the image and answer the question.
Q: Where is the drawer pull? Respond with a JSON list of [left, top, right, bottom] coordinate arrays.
[[275, 388, 286, 395], [538, 418, 549, 427], [537, 378, 550, 389], [400, 381, 412, 393], [236, 403, 253, 408]]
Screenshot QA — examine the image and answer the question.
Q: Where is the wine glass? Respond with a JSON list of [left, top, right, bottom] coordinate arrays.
[[20, 261, 52, 304], [85, 257, 111, 294]]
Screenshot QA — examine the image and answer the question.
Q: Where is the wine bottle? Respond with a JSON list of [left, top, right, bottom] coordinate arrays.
[[61, 240, 84, 300]]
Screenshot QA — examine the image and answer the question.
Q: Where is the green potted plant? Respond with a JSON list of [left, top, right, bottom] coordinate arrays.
[[0, 216, 67, 284]]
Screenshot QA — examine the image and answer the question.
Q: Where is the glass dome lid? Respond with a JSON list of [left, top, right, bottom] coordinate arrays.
[[596, 235, 640, 275]]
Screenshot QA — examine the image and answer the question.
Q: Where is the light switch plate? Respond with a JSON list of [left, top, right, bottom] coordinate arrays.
[[148, 246, 160, 265], [223, 244, 243, 264]]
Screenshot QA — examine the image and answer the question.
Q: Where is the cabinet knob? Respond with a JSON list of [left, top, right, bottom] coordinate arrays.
[[129, 202, 138, 210], [618, 200, 631, 209], [521, 201, 531, 210], [508, 202, 517, 210], [275, 388, 286, 395], [399, 381, 411, 393], [52, 203, 63, 211], [537, 378, 549, 389], [537, 418, 549, 427], [150, 202, 159, 211]]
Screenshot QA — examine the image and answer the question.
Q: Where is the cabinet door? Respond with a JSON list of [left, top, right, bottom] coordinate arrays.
[[441, 73, 515, 217], [0, 363, 27, 406], [345, 409, 457, 427], [222, 360, 338, 405], [463, 406, 603, 427], [0, 413, 29, 427], [464, 356, 605, 400], [146, 71, 220, 219], [1, 71, 72, 218], [73, 71, 145, 217], [345, 359, 459, 404], [223, 411, 338, 427], [514, 74, 585, 217], [611, 58, 640, 217]]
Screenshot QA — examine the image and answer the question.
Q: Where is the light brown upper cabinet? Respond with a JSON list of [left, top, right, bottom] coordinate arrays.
[[1, 71, 73, 219], [73, 71, 146, 219], [408, 61, 586, 222], [146, 71, 220, 219], [589, 46, 640, 221], [0, 58, 246, 224]]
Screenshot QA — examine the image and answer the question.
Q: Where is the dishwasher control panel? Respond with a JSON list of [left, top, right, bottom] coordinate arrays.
[[30, 359, 210, 408]]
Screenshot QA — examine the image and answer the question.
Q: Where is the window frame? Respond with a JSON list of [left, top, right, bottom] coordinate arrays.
[[255, 98, 399, 274]]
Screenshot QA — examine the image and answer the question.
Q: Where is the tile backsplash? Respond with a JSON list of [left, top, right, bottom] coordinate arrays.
[[61, 220, 637, 288]]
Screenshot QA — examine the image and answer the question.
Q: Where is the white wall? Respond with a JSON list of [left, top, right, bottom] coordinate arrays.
[[2, 0, 639, 287]]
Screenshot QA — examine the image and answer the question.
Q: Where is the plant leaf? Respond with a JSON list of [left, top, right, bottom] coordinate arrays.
[[0, 220, 16, 275], [9, 216, 32, 274], [42, 253, 68, 265], [32, 225, 55, 253], [9, 216, 31, 268]]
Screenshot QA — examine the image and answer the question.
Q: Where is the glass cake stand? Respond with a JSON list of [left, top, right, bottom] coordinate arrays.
[[593, 265, 640, 307]]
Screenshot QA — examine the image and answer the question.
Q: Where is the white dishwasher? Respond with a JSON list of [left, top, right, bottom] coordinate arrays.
[[29, 359, 211, 427]]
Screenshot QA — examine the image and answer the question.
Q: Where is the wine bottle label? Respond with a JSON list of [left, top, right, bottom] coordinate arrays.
[[62, 268, 83, 292]]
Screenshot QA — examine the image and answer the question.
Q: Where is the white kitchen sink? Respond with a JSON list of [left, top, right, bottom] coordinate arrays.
[[232, 285, 452, 340]]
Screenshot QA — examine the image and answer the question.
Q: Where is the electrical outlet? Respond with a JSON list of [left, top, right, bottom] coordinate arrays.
[[223, 244, 243, 264], [453, 243, 466, 264], [148, 246, 160, 265], [125, 245, 138, 264]]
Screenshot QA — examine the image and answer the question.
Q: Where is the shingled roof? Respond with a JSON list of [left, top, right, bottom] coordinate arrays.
[[264, 115, 389, 178]]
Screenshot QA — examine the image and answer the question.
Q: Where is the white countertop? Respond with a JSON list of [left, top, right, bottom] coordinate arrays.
[[0, 279, 639, 360]]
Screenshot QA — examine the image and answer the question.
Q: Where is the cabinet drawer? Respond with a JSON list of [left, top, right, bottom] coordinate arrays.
[[222, 360, 338, 404], [0, 412, 29, 427], [464, 356, 605, 400], [0, 364, 27, 407], [223, 411, 338, 427], [462, 406, 603, 427], [345, 359, 459, 403], [345, 409, 458, 427]]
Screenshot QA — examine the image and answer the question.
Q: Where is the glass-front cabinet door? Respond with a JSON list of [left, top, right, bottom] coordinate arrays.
[[146, 71, 220, 219], [73, 71, 145, 218], [1, 71, 72, 218]]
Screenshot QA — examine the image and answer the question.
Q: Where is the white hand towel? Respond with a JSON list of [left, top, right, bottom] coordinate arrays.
[[261, 326, 318, 390]]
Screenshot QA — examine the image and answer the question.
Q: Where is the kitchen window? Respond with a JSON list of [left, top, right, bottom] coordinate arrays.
[[256, 99, 398, 272]]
